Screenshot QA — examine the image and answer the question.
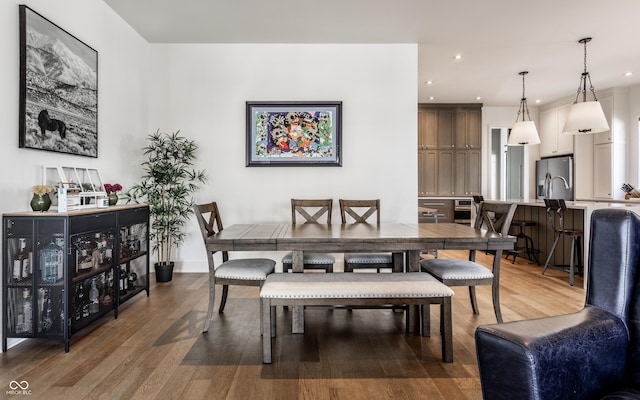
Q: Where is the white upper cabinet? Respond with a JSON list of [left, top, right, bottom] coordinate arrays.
[[539, 104, 574, 157]]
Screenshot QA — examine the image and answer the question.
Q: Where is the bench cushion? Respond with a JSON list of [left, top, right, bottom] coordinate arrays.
[[421, 259, 493, 281], [260, 272, 454, 299]]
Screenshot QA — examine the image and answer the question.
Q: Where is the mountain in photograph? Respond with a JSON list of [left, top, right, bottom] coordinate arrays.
[[26, 29, 96, 90]]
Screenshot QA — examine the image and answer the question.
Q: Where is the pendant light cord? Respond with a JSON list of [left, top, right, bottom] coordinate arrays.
[[574, 38, 598, 103]]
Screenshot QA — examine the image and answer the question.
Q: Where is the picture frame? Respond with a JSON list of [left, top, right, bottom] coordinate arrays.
[[19, 5, 98, 158], [246, 101, 342, 166]]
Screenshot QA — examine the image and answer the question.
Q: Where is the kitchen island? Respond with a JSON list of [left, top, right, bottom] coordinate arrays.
[[489, 199, 640, 288]]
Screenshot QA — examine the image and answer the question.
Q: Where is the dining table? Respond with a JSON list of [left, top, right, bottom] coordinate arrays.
[[204, 222, 516, 332]]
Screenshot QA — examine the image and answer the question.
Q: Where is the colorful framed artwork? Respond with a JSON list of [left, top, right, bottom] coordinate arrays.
[[246, 101, 342, 166], [19, 5, 98, 158]]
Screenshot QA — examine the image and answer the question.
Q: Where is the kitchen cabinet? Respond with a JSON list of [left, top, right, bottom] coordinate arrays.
[[454, 108, 481, 149], [454, 150, 481, 195], [417, 104, 482, 197], [437, 150, 455, 196], [418, 109, 438, 149], [593, 143, 612, 198], [2, 205, 149, 352], [593, 95, 614, 145], [418, 199, 453, 223], [539, 104, 574, 157], [418, 150, 437, 196]]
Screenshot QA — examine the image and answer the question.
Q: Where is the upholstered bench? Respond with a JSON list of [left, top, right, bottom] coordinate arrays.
[[260, 272, 454, 363]]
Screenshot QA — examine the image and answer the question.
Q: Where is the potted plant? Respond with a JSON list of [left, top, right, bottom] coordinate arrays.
[[30, 185, 55, 212], [128, 130, 206, 282]]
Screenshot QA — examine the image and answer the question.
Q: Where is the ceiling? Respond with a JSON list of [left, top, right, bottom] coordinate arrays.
[[103, 0, 640, 107]]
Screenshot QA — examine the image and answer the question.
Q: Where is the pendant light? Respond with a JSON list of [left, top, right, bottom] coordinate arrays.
[[508, 71, 540, 145], [562, 37, 609, 135]]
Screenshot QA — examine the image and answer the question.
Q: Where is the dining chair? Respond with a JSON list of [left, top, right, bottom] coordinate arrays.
[[421, 201, 517, 319], [194, 202, 276, 332], [541, 198, 583, 286], [281, 199, 335, 273], [339, 199, 393, 273]]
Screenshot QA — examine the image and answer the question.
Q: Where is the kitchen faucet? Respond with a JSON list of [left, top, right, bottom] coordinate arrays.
[[544, 171, 570, 199]]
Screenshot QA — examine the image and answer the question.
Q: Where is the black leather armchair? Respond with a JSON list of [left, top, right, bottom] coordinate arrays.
[[475, 208, 640, 400]]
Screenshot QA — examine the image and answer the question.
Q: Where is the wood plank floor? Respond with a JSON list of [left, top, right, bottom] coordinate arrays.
[[0, 251, 584, 400]]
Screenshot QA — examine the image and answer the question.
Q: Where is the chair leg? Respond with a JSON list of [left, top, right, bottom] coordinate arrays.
[[422, 304, 431, 337], [468, 286, 479, 315], [569, 237, 576, 286], [203, 271, 216, 333], [218, 284, 229, 313], [542, 235, 561, 274]]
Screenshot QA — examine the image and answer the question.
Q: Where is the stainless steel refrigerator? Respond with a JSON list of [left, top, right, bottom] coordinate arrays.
[[536, 156, 574, 200]]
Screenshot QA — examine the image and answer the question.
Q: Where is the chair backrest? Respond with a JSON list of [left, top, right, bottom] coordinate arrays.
[[291, 199, 332, 224], [472, 195, 484, 213], [193, 201, 228, 261], [339, 199, 380, 224], [586, 209, 640, 385], [544, 198, 568, 232], [474, 201, 517, 236]]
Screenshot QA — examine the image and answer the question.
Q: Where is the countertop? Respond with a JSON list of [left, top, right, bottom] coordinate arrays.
[[502, 198, 640, 210]]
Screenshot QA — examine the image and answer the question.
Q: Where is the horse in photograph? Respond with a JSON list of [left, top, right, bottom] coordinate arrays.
[[38, 109, 67, 139]]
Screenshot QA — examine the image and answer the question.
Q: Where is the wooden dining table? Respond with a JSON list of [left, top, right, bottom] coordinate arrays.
[[204, 222, 516, 332]]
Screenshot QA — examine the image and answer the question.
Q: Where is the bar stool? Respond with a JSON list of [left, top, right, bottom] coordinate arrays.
[[506, 220, 540, 264], [541, 198, 583, 286]]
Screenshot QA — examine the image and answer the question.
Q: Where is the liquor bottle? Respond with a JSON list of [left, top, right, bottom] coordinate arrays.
[[89, 277, 99, 314], [14, 238, 31, 281], [22, 288, 32, 334], [41, 237, 63, 283], [76, 282, 84, 321], [42, 292, 53, 333], [81, 281, 90, 318], [128, 271, 138, 291], [55, 235, 64, 281], [119, 267, 128, 296]]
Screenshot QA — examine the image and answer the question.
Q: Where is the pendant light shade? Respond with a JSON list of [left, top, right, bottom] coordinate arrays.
[[562, 37, 609, 135], [562, 101, 609, 135], [509, 121, 540, 145], [508, 71, 540, 146]]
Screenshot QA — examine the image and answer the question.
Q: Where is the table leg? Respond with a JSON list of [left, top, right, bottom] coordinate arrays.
[[406, 250, 421, 333], [491, 249, 503, 323], [291, 250, 305, 333], [392, 252, 404, 272]]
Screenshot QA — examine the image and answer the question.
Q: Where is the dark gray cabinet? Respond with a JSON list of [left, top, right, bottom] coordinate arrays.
[[2, 205, 149, 352]]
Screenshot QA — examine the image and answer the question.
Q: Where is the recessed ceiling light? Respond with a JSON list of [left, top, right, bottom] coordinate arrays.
[[453, 54, 462, 60], [625, 72, 633, 77], [426, 80, 433, 85], [475, 96, 481, 100], [535, 99, 541, 103], [429, 96, 435, 100]]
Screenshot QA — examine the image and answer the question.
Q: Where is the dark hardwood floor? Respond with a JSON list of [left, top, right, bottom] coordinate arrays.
[[0, 250, 584, 399]]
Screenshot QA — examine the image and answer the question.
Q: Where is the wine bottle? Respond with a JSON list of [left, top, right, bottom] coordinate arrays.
[[89, 277, 99, 314], [119, 267, 128, 296]]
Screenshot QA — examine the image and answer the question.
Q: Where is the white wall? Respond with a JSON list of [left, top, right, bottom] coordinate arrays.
[[482, 106, 540, 199], [0, 0, 149, 213], [628, 84, 640, 185], [147, 44, 418, 272]]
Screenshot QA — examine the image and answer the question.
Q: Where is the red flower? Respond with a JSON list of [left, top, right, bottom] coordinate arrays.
[[104, 183, 122, 194]]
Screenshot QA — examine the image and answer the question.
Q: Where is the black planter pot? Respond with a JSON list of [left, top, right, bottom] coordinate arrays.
[[155, 262, 174, 282]]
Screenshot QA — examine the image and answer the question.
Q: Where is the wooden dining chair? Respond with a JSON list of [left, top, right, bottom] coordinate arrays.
[[281, 199, 336, 273], [194, 202, 276, 332], [339, 199, 393, 273], [420, 201, 517, 320]]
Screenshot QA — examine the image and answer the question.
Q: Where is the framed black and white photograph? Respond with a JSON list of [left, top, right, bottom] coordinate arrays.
[[246, 101, 342, 166], [19, 5, 98, 158]]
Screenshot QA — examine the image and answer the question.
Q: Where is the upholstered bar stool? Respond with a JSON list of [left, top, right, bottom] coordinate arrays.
[[541, 198, 583, 286]]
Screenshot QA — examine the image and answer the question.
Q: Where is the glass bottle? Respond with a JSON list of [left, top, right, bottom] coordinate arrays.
[[22, 288, 32, 334], [119, 267, 128, 296], [42, 292, 53, 333], [41, 237, 63, 283], [76, 282, 84, 321], [89, 277, 99, 314]]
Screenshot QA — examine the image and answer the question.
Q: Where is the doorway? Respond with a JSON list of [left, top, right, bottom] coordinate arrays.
[[491, 127, 524, 200]]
